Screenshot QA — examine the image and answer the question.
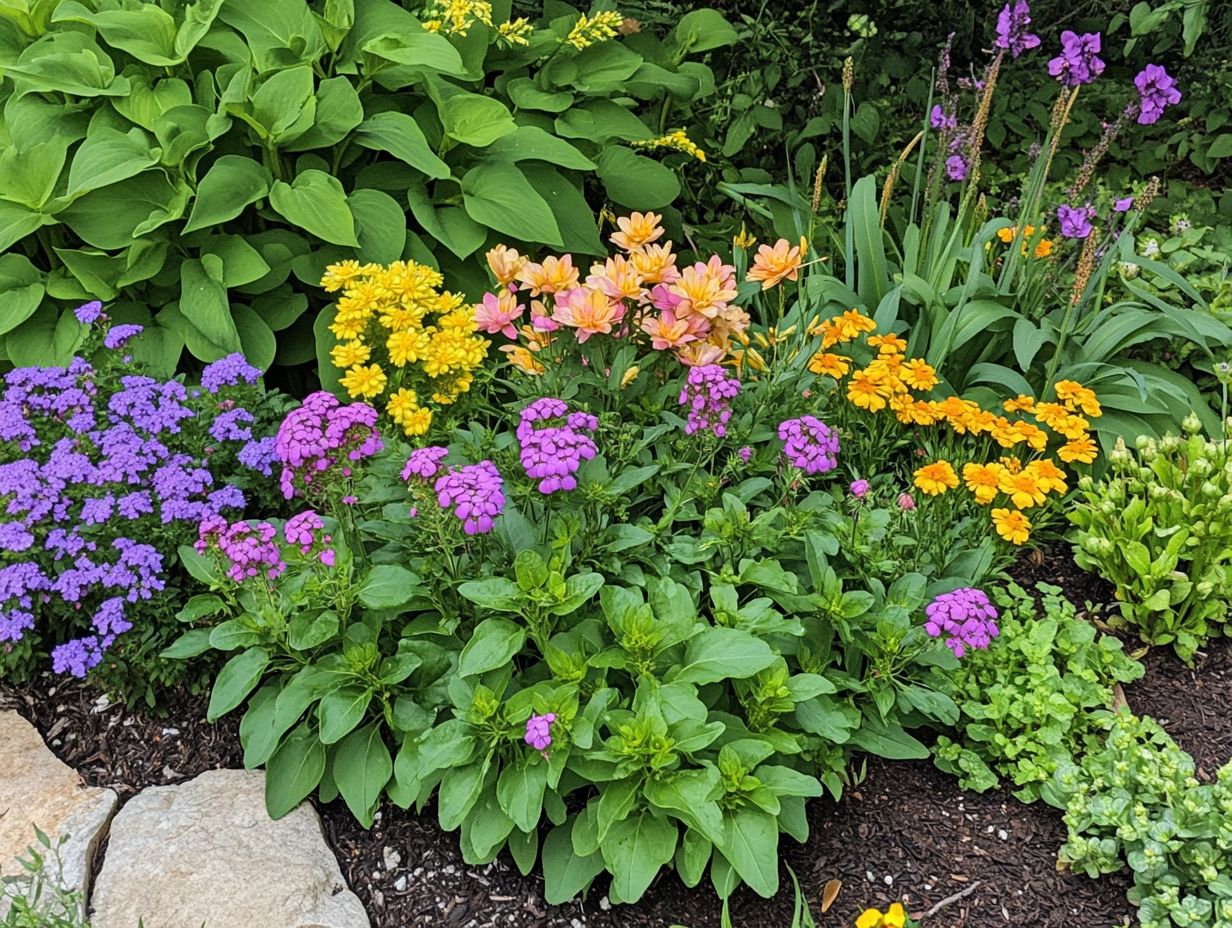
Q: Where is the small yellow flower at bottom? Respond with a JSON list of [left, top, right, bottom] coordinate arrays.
[[856, 902, 907, 928], [992, 507, 1032, 545]]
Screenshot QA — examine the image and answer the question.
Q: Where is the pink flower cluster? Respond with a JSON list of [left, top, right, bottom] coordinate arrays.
[[197, 516, 286, 583], [516, 398, 598, 494], [679, 364, 741, 437], [274, 392, 382, 501], [401, 445, 449, 482], [525, 712, 555, 752], [434, 461, 505, 536], [778, 416, 840, 474], [284, 509, 335, 566], [924, 588, 1000, 658]]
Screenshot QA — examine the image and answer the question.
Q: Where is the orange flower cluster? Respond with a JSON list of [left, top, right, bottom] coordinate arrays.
[[807, 311, 1101, 545], [479, 212, 751, 373], [995, 224, 1054, 259]]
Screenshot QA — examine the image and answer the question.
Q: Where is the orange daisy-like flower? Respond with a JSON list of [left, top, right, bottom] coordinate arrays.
[[913, 460, 959, 496], [552, 287, 624, 342], [999, 455, 1023, 474], [963, 462, 1004, 505], [991, 507, 1031, 545], [746, 238, 805, 289], [1056, 414, 1091, 441], [808, 351, 852, 379], [1025, 458, 1068, 494], [901, 358, 938, 391], [500, 344, 546, 375], [1059, 435, 1098, 464], [610, 211, 664, 252], [868, 333, 908, 355], [847, 369, 890, 412], [1032, 401, 1073, 432], [1034, 238, 1054, 258], [1055, 379, 1102, 417], [518, 255, 579, 296], [1003, 394, 1036, 414], [630, 243, 679, 284], [997, 469, 1047, 509], [587, 254, 645, 302]]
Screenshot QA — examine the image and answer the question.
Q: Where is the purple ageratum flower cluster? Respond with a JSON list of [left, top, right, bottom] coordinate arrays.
[[1048, 31, 1105, 87], [401, 446, 450, 482], [516, 398, 598, 494], [924, 588, 1000, 658], [994, 1, 1040, 58], [0, 311, 276, 677], [1056, 203, 1096, 239], [1134, 64, 1181, 125], [274, 391, 383, 501], [679, 364, 741, 437], [201, 353, 262, 394], [434, 462, 505, 535], [104, 324, 144, 350], [525, 713, 556, 752], [778, 416, 840, 475]]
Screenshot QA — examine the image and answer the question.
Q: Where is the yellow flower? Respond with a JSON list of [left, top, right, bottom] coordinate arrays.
[[999, 455, 1023, 474], [1032, 401, 1072, 432], [1003, 394, 1036, 414], [963, 462, 1004, 504], [1055, 379, 1102, 417], [486, 244, 527, 286], [900, 358, 937, 391], [400, 406, 432, 436], [496, 17, 533, 45], [340, 363, 387, 400], [847, 369, 889, 411], [992, 507, 1032, 545], [1025, 458, 1068, 493], [1056, 414, 1091, 440], [320, 259, 365, 293], [1059, 435, 1098, 463], [330, 340, 370, 369], [610, 211, 664, 253], [914, 461, 959, 495], [808, 351, 852, 379], [501, 344, 545, 375], [386, 388, 420, 424], [630, 243, 678, 284], [856, 903, 906, 928], [565, 9, 622, 49], [387, 329, 430, 367], [733, 225, 757, 250], [1034, 237, 1054, 258], [867, 333, 908, 355], [746, 238, 804, 289], [632, 129, 707, 162], [620, 365, 640, 388], [518, 255, 580, 295], [997, 468, 1047, 509]]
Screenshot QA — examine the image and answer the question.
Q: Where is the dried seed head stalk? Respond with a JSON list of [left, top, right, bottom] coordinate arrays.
[[842, 57, 854, 94], [811, 155, 828, 214], [1070, 230, 1099, 307], [964, 52, 1004, 185], [879, 132, 924, 225]]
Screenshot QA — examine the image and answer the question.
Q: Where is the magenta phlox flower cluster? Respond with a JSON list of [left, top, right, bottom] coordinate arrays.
[[401, 446, 450, 482], [434, 461, 505, 535], [0, 308, 277, 677], [525, 713, 556, 752], [285, 509, 335, 566], [994, 1, 1039, 58], [275, 392, 383, 500], [924, 588, 1000, 658], [205, 519, 287, 583], [1048, 31, 1105, 86], [1134, 64, 1181, 125], [778, 416, 840, 474], [679, 364, 740, 437], [516, 398, 598, 494]]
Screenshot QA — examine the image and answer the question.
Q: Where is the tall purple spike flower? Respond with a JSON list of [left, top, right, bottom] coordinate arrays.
[[434, 461, 505, 535], [924, 588, 1000, 658], [1048, 31, 1105, 86], [778, 416, 840, 475], [994, 1, 1040, 58], [679, 365, 740, 437], [1134, 65, 1181, 125], [516, 398, 598, 494]]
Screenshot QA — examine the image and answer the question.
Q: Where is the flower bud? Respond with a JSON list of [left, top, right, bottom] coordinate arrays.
[[1197, 580, 1215, 597], [1181, 412, 1201, 435], [1202, 481, 1220, 498], [1191, 457, 1213, 478], [1161, 434, 1181, 453], [1149, 484, 1171, 500], [1077, 474, 1094, 492], [1135, 434, 1152, 452]]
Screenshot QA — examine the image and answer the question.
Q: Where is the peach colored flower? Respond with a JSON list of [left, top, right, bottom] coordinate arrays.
[[610, 211, 664, 252], [587, 254, 645, 301], [672, 257, 738, 319], [552, 287, 624, 342], [676, 341, 727, 366], [630, 243, 680, 284], [486, 245, 526, 286], [473, 290, 524, 339], [641, 309, 700, 350], [746, 238, 804, 289], [517, 255, 579, 295]]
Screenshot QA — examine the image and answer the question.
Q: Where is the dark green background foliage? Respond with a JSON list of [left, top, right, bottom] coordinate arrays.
[[0, 0, 733, 380]]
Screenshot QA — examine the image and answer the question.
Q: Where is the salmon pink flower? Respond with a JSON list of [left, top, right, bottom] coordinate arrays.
[[552, 287, 624, 342], [473, 290, 524, 339], [641, 309, 700, 351]]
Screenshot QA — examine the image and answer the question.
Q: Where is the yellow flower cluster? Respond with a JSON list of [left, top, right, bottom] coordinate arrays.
[[994, 224, 1054, 259], [807, 310, 1101, 545], [631, 129, 707, 162], [856, 903, 906, 928], [497, 17, 533, 45], [421, 0, 492, 35], [566, 10, 623, 49], [321, 260, 489, 438]]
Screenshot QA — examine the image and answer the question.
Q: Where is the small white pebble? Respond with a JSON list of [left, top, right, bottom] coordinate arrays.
[[161, 727, 180, 737], [382, 846, 402, 870], [571, 918, 585, 928], [599, 896, 611, 911], [442, 864, 456, 876], [997, 828, 1009, 840], [865, 870, 875, 882], [883, 874, 893, 886], [394, 875, 407, 892]]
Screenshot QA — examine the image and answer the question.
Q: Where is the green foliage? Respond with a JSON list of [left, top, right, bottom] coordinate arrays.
[[0, 828, 90, 928], [0, 0, 735, 375], [1070, 415, 1232, 661], [933, 582, 1143, 802], [1043, 712, 1232, 928]]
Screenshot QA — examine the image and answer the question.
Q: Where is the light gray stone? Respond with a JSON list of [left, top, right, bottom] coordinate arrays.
[[0, 710, 117, 904], [90, 768, 369, 928]]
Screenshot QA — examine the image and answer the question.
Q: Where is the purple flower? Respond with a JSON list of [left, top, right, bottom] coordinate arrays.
[[275, 392, 382, 501], [1113, 196, 1134, 213], [1048, 31, 1105, 86], [850, 479, 870, 499], [1134, 64, 1181, 125], [924, 588, 1000, 658], [516, 398, 598, 494], [434, 461, 505, 535], [74, 301, 104, 325], [207, 484, 245, 512], [209, 407, 255, 443], [51, 637, 105, 678], [285, 509, 330, 557], [525, 713, 556, 752], [0, 521, 35, 552], [930, 105, 957, 130], [104, 325, 144, 350], [994, 1, 1040, 58], [945, 155, 967, 181], [1057, 203, 1095, 239], [738, 446, 752, 462], [401, 446, 450, 482], [778, 416, 840, 475], [238, 437, 277, 477], [201, 353, 261, 393], [0, 608, 35, 643], [678, 365, 741, 437], [216, 520, 286, 583]]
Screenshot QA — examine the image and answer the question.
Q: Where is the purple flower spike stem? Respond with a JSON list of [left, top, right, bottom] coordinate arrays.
[[525, 713, 556, 753], [994, 1, 1040, 58], [1134, 64, 1181, 125], [924, 588, 1000, 658], [1057, 203, 1096, 239], [1048, 31, 1105, 87], [516, 398, 598, 494], [434, 461, 505, 535], [679, 364, 741, 437], [778, 416, 840, 475]]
